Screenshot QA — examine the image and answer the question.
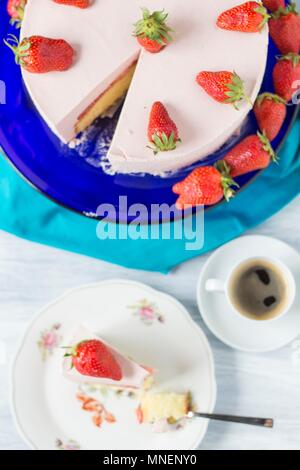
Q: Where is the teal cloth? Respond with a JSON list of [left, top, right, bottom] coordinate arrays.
[[0, 116, 299, 274]]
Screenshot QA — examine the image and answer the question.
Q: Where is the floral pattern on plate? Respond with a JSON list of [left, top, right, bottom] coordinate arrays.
[[76, 390, 116, 428], [37, 323, 62, 361], [81, 384, 137, 400], [55, 438, 80, 450], [128, 299, 164, 325]]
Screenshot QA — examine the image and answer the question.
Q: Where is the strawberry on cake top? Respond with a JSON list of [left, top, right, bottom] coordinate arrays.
[[19, 0, 269, 174], [62, 325, 153, 389]]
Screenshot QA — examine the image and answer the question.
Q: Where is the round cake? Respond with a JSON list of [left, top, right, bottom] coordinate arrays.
[[20, 0, 269, 174]]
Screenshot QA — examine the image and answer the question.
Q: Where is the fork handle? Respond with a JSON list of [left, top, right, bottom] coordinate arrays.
[[192, 412, 273, 428]]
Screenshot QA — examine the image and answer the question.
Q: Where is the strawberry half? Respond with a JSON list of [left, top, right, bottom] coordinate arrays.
[[65, 339, 123, 381], [7, 0, 27, 28], [217, 1, 270, 33], [254, 93, 287, 141], [148, 101, 180, 153], [273, 53, 300, 102], [133, 8, 173, 53], [196, 71, 251, 109], [53, 0, 90, 7], [172, 166, 238, 209], [4, 34, 75, 73], [269, 2, 300, 54], [263, 0, 285, 12], [221, 132, 277, 178]]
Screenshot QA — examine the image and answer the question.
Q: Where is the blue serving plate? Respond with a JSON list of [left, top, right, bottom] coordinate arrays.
[[0, 2, 298, 224]]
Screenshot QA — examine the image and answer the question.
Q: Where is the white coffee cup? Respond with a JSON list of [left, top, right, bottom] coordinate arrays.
[[205, 256, 296, 322]]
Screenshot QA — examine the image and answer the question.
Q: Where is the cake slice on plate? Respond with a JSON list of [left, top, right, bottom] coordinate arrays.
[[137, 392, 191, 425], [62, 325, 153, 390], [63, 325, 193, 432]]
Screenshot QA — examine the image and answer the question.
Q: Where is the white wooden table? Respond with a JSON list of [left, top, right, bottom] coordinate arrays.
[[1, 196, 300, 450]]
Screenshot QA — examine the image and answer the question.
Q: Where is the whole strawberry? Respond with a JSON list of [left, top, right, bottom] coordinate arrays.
[[263, 0, 285, 12], [269, 2, 300, 54], [222, 132, 277, 178], [148, 101, 180, 152], [172, 166, 237, 209], [254, 93, 286, 141], [273, 53, 300, 101], [133, 8, 173, 53], [196, 71, 251, 109], [7, 0, 27, 28], [217, 1, 270, 32], [4, 34, 75, 73], [53, 0, 90, 7], [65, 339, 123, 381]]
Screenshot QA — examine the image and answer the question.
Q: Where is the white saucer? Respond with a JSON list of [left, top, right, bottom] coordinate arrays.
[[11, 279, 216, 450], [197, 236, 300, 353]]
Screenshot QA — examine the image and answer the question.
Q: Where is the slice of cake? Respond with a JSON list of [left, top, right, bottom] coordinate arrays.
[[75, 63, 137, 136], [20, 0, 142, 143], [137, 392, 191, 424], [62, 325, 152, 390]]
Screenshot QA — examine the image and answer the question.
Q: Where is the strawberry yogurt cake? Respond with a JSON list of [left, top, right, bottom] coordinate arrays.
[[62, 325, 153, 390], [12, 0, 269, 175], [62, 324, 191, 428]]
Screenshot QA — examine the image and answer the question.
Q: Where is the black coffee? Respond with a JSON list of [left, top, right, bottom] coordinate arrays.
[[229, 259, 289, 320]]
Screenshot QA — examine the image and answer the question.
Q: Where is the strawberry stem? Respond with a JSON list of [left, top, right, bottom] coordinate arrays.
[[225, 72, 253, 109], [254, 5, 271, 30], [133, 8, 173, 44], [257, 131, 278, 163], [272, 1, 298, 19], [244, 93, 253, 109], [216, 160, 239, 201], [277, 52, 300, 67], [61, 344, 78, 358], [9, 5, 25, 29], [149, 131, 180, 153], [256, 92, 286, 106], [3, 33, 19, 53], [3, 34, 31, 67]]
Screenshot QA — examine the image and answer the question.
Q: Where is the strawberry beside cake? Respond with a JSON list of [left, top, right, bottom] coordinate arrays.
[[17, 0, 269, 175]]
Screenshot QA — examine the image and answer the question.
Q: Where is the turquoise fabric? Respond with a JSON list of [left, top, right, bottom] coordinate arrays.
[[0, 116, 299, 274]]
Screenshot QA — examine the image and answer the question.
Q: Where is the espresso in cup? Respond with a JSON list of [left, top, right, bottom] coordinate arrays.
[[228, 258, 290, 321]]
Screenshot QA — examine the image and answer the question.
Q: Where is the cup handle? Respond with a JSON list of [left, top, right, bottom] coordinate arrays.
[[205, 279, 226, 293]]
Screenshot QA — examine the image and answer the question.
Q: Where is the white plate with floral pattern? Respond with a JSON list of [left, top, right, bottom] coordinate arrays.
[[11, 279, 216, 450]]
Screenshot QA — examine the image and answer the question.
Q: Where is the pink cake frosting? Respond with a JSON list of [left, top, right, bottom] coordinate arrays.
[[21, 0, 269, 174], [62, 325, 151, 389]]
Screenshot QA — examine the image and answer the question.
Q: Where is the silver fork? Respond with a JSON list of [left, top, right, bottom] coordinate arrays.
[[187, 411, 273, 428]]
